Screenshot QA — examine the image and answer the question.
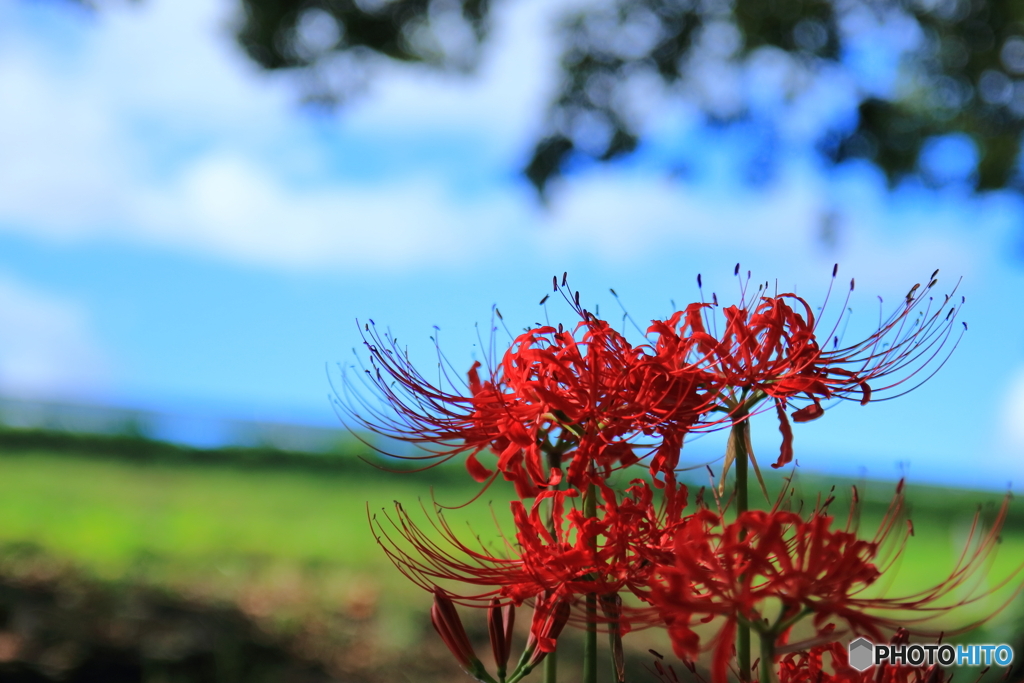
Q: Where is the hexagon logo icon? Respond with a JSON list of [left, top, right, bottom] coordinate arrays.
[[849, 638, 874, 671]]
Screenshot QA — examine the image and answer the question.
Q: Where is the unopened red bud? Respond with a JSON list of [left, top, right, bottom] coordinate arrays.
[[487, 598, 515, 674], [430, 592, 479, 672]]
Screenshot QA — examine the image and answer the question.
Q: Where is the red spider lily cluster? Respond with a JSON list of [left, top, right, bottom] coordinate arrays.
[[337, 267, 1015, 683]]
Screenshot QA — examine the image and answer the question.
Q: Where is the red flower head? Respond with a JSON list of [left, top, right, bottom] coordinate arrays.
[[474, 313, 664, 492], [645, 265, 965, 469], [372, 477, 690, 612], [641, 482, 1015, 683], [338, 276, 717, 496]]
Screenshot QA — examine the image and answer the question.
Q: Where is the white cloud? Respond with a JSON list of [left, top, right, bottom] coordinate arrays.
[[0, 274, 110, 399], [127, 153, 525, 270], [543, 171, 815, 260], [340, 0, 562, 150], [0, 0, 1005, 283], [540, 162, 984, 301], [0, 0, 555, 268]]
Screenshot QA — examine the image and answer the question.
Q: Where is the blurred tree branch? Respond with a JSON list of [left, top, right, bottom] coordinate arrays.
[[67, 0, 1024, 200]]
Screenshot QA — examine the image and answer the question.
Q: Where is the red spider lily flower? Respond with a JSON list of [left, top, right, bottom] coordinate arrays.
[[641, 483, 1016, 683], [642, 496, 882, 670], [431, 590, 494, 681], [372, 479, 686, 610], [339, 291, 716, 496], [371, 474, 703, 680], [480, 315, 661, 491], [645, 266, 965, 468], [502, 485, 682, 605], [489, 303, 718, 487]]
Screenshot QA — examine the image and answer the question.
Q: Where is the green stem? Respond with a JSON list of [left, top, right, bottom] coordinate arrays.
[[583, 483, 597, 683], [732, 418, 751, 683], [506, 645, 535, 683], [543, 449, 563, 683], [602, 594, 625, 683], [543, 649, 557, 683], [583, 593, 597, 683], [774, 607, 811, 635], [759, 633, 777, 683], [735, 422, 749, 519]]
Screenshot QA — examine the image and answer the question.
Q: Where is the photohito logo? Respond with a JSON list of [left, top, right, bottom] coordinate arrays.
[[847, 638, 1015, 672]]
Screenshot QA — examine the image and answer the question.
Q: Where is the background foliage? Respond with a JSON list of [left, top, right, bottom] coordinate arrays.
[[224, 0, 1024, 195]]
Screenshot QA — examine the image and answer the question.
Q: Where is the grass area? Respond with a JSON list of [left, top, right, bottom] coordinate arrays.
[[0, 446, 514, 646], [0, 439, 1018, 651]]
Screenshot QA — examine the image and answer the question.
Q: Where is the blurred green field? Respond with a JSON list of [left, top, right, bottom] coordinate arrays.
[[0, 446, 511, 647], [0, 439, 1019, 648]]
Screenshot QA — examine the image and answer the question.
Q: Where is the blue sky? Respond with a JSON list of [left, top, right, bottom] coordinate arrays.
[[1, 0, 1024, 490]]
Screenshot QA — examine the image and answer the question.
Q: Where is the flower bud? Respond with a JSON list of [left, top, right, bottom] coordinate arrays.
[[431, 592, 481, 674], [488, 598, 515, 676]]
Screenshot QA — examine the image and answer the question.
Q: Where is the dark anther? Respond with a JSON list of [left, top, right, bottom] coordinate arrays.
[[539, 295, 549, 305]]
